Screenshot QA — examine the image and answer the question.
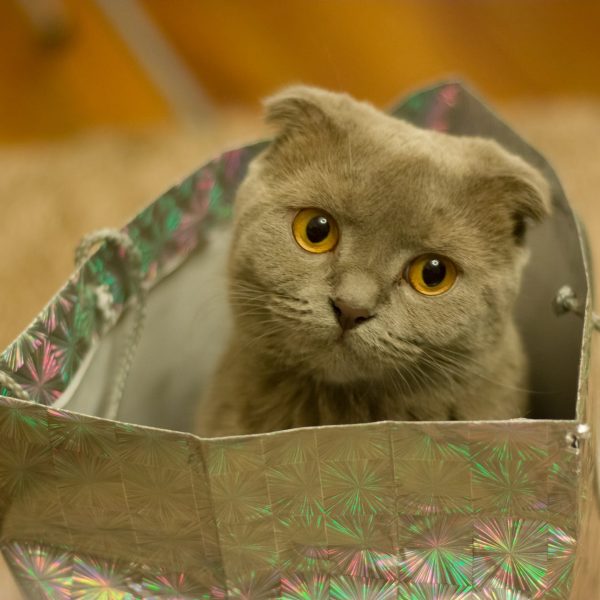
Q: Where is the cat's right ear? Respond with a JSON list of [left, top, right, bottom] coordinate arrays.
[[263, 86, 337, 138]]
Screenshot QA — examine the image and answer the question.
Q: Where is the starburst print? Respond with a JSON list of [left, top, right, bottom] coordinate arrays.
[[66, 510, 133, 559], [397, 583, 474, 599], [267, 460, 324, 518], [322, 459, 393, 517], [205, 437, 265, 475], [0, 438, 54, 497], [547, 457, 579, 521], [4, 542, 72, 600], [264, 429, 318, 466], [395, 460, 471, 515], [317, 426, 391, 462], [40, 281, 77, 336], [140, 569, 211, 598], [116, 424, 190, 468], [54, 450, 127, 512], [327, 515, 397, 580], [275, 513, 328, 572], [329, 575, 398, 599], [122, 463, 196, 521], [474, 518, 547, 595], [16, 339, 63, 405], [397, 516, 473, 587], [0, 398, 49, 445], [71, 555, 134, 599], [392, 424, 470, 462], [49, 409, 117, 457], [134, 518, 205, 570], [225, 569, 281, 599], [281, 573, 329, 599], [211, 469, 271, 524], [471, 425, 547, 463], [542, 525, 576, 599], [472, 459, 547, 516], [49, 317, 88, 386], [1, 328, 45, 375]]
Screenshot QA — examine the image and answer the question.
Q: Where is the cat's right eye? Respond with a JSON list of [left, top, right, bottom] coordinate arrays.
[[407, 254, 457, 296], [292, 208, 339, 253]]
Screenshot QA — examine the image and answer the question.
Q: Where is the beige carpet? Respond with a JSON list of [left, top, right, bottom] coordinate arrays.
[[1, 100, 599, 598]]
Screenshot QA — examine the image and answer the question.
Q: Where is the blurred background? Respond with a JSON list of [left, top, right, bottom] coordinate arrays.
[[3, 0, 600, 140], [1, 1, 600, 598], [1, 2, 600, 596]]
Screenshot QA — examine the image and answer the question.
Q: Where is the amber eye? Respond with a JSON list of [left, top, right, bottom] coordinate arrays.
[[292, 208, 339, 253], [407, 254, 457, 296]]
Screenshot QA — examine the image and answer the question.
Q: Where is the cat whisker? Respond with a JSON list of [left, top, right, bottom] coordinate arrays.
[[374, 334, 470, 399], [418, 346, 541, 395], [268, 305, 313, 319], [400, 358, 436, 399], [380, 336, 422, 358], [229, 294, 312, 320], [414, 353, 465, 393], [269, 304, 313, 315], [387, 333, 427, 351], [231, 281, 308, 305], [367, 344, 428, 398], [231, 321, 296, 359], [231, 310, 272, 321], [229, 292, 278, 304], [385, 332, 543, 395], [390, 362, 417, 398]]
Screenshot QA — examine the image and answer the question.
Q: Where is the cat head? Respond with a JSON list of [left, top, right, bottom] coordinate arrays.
[[228, 86, 551, 384]]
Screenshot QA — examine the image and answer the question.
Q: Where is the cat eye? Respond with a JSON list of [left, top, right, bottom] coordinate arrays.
[[292, 208, 339, 253], [407, 254, 457, 296]]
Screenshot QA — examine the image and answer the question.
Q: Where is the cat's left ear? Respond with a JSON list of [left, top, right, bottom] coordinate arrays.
[[475, 143, 552, 243], [500, 159, 551, 244]]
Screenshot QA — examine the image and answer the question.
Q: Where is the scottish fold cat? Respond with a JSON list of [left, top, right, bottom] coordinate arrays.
[[197, 86, 550, 437]]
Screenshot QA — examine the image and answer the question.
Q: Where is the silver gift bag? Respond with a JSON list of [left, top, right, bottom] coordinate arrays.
[[0, 82, 595, 599]]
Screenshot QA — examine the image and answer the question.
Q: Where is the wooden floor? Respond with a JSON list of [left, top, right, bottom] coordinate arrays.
[[0, 99, 599, 597]]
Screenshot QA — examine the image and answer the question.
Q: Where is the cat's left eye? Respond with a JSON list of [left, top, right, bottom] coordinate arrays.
[[292, 208, 339, 253], [407, 254, 457, 296]]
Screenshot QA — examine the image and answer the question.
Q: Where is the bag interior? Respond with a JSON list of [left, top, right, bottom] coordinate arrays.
[[62, 196, 588, 431]]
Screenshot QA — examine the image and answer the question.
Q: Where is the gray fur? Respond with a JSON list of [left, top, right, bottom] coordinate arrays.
[[197, 86, 551, 437]]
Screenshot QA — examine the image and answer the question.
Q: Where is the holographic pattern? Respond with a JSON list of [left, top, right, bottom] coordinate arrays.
[[0, 143, 264, 406], [0, 83, 590, 598], [0, 408, 583, 599]]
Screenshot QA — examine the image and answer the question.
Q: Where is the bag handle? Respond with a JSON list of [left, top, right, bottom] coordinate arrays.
[[75, 228, 147, 420], [0, 372, 29, 401], [0, 229, 146, 421]]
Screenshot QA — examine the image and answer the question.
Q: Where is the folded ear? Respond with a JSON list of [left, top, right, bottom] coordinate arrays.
[[501, 173, 550, 243], [263, 85, 341, 138], [470, 142, 552, 243], [499, 159, 551, 220]]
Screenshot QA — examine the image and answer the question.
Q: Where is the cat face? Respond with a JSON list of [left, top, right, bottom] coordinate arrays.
[[227, 87, 550, 385]]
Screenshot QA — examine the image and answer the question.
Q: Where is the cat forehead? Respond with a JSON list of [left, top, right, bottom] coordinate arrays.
[[269, 132, 469, 213], [267, 113, 489, 188], [256, 112, 525, 235], [260, 134, 512, 256]]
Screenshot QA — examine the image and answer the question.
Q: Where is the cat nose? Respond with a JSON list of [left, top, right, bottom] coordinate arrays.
[[330, 298, 374, 331]]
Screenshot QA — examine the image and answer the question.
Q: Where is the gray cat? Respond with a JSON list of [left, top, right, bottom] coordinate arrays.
[[197, 86, 550, 437]]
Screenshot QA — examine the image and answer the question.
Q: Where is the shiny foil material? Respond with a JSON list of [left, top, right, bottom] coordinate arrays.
[[0, 83, 592, 599], [0, 405, 581, 599]]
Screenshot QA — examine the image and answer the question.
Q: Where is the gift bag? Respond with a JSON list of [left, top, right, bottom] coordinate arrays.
[[0, 82, 596, 599]]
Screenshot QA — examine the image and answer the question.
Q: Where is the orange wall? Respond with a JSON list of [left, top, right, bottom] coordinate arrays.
[[145, 0, 600, 103], [1, 0, 599, 142], [0, 0, 169, 142]]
